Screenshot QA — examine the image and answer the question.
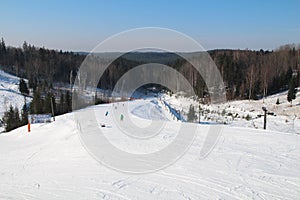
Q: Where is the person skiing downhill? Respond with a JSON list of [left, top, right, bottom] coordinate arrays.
[[120, 114, 124, 121]]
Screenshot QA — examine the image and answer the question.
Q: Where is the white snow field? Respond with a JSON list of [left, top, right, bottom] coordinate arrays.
[[161, 90, 300, 134], [0, 98, 299, 200]]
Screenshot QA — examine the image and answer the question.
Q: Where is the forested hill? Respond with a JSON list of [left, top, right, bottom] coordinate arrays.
[[0, 38, 299, 100], [208, 47, 300, 99]]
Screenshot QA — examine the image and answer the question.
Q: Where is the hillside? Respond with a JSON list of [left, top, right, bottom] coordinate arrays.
[[162, 89, 300, 134], [0, 99, 299, 199], [0, 70, 31, 132]]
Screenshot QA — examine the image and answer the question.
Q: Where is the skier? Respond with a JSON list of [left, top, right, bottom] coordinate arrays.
[[120, 114, 124, 121], [105, 111, 109, 116], [100, 123, 106, 127]]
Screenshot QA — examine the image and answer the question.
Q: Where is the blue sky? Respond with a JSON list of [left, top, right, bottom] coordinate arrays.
[[1, 0, 299, 51]]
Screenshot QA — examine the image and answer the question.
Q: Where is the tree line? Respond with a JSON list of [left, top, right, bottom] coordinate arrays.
[[0, 38, 299, 131], [209, 46, 300, 100], [2, 104, 28, 132], [1, 38, 299, 101]]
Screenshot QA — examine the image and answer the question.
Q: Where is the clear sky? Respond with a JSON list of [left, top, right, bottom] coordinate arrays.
[[1, 0, 299, 51]]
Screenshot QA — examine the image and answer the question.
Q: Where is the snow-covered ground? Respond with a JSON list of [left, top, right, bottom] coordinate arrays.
[[162, 90, 300, 134], [0, 70, 32, 131], [0, 98, 299, 199]]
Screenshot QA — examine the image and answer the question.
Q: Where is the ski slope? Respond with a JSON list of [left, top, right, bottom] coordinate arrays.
[[0, 99, 299, 199]]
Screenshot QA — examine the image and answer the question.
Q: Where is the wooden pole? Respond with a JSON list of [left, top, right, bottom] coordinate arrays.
[[263, 110, 267, 130], [51, 97, 55, 121], [262, 107, 267, 130]]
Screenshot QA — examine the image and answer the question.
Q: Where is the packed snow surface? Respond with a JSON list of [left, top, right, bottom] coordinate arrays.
[[0, 98, 299, 199]]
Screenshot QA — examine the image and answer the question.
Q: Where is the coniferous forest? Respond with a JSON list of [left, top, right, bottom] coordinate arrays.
[[0, 38, 299, 131]]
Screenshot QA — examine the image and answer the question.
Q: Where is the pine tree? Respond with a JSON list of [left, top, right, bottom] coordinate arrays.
[[65, 91, 72, 112], [287, 78, 297, 105], [44, 92, 53, 113], [21, 103, 28, 125], [30, 89, 43, 114], [59, 92, 65, 114], [19, 79, 29, 95], [2, 105, 21, 132], [0, 38, 6, 53], [2, 106, 14, 132], [14, 107, 21, 126], [28, 76, 37, 91]]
